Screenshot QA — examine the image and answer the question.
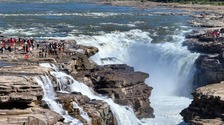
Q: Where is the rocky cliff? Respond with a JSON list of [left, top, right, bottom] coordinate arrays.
[[181, 82, 224, 125], [182, 13, 224, 88], [63, 45, 154, 119], [0, 65, 63, 125], [0, 40, 154, 125], [181, 12, 224, 124]]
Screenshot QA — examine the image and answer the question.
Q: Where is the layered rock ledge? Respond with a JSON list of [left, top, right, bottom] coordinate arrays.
[[181, 82, 224, 125], [0, 65, 63, 125], [181, 11, 224, 125], [0, 38, 153, 125]]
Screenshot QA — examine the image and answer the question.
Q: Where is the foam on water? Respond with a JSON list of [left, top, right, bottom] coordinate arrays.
[[141, 96, 192, 125], [36, 28, 198, 124], [0, 12, 137, 17], [35, 75, 83, 125], [50, 71, 141, 125], [41, 29, 152, 64], [38, 63, 91, 125], [100, 22, 136, 27], [55, 29, 198, 124]]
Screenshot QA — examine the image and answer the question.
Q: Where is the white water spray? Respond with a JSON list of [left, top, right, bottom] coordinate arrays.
[[68, 29, 199, 124], [50, 71, 141, 125], [37, 28, 199, 124], [39, 63, 91, 125], [35, 75, 83, 125]]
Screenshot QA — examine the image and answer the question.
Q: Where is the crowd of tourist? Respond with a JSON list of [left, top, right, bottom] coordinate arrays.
[[0, 36, 66, 59], [206, 28, 224, 42]]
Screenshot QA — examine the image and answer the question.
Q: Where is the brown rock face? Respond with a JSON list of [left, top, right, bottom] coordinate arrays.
[[78, 45, 99, 58], [0, 66, 45, 108], [183, 39, 224, 53], [0, 108, 64, 125], [182, 27, 224, 89], [0, 64, 65, 125], [60, 47, 154, 119], [193, 54, 224, 88], [57, 93, 115, 125], [180, 82, 224, 125], [89, 64, 154, 118]]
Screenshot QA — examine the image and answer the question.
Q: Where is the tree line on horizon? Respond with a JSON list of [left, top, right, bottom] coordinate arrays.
[[152, 0, 223, 2], [143, 0, 224, 5]]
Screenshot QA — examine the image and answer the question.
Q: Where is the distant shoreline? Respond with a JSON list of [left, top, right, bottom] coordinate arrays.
[[92, 0, 224, 14]]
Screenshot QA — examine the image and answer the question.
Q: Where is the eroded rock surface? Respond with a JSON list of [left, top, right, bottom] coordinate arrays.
[[181, 12, 224, 125], [181, 82, 224, 125], [0, 65, 65, 125], [0, 38, 154, 125], [70, 64, 154, 119], [57, 93, 115, 125], [89, 64, 154, 118]]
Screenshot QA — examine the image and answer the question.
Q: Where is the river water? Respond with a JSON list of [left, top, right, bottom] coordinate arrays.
[[0, 1, 199, 124]]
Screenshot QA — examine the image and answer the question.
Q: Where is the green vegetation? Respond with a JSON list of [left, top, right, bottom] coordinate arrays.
[[149, 0, 224, 5]]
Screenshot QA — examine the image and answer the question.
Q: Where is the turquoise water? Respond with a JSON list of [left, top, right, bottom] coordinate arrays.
[[0, 1, 199, 125], [0, 1, 191, 43]]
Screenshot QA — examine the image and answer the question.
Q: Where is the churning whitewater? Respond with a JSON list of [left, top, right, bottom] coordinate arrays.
[[35, 75, 83, 125], [38, 28, 199, 125], [0, 1, 201, 124], [50, 71, 141, 125], [38, 63, 141, 125], [72, 28, 199, 124]]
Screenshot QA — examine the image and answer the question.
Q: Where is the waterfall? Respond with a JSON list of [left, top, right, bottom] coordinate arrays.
[[35, 75, 83, 125], [50, 71, 141, 125], [72, 29, 199, 124], [37, 29, 199, 124], [39, 63, 91, 125]]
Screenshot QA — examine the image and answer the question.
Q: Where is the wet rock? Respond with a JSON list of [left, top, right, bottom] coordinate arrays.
[[89, 64, 154, 118], [183, 38, 224, 53], [57, 93, 115, 125], [77, 45, 99, 58], [193, 54, 224, 88]]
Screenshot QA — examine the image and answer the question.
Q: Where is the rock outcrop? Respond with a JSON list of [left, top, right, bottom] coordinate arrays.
[[181, 12, 224, 125], [89, 64, 154, 118], [193, 54, 224, 88], [57, 93, 115, 125], [58, 42, 154, 119], [0, 64, 65, 125], [0, 65, 47, 108], [68, 63, 154, 119], [180, 82, 224, 125], [183, 28, 224, 54], [0, 37, 154, 125]]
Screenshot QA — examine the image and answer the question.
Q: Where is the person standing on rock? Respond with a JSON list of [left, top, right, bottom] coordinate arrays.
[[213, 30, 219, 42]]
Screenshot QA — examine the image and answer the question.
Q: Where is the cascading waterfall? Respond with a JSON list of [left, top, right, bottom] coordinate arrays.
[[0, 1, 203, 124], [35, 75, 83, 125], [72, 29, 199, 124], [39, 63, 91, 125], [35, 29, 199, 124], [50, 71, 141, 125]]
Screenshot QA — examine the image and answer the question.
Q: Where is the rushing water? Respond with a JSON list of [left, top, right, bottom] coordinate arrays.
[[35, 75, 83, 125], [51, 71, 141, 125], [0, 1, 200, 124]]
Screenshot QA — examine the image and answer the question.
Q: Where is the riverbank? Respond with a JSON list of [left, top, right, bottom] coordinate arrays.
[[93, 0, 224, 13]]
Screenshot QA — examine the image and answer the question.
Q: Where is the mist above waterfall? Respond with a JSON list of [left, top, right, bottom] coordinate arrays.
[[73, 28, 199, 124]]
